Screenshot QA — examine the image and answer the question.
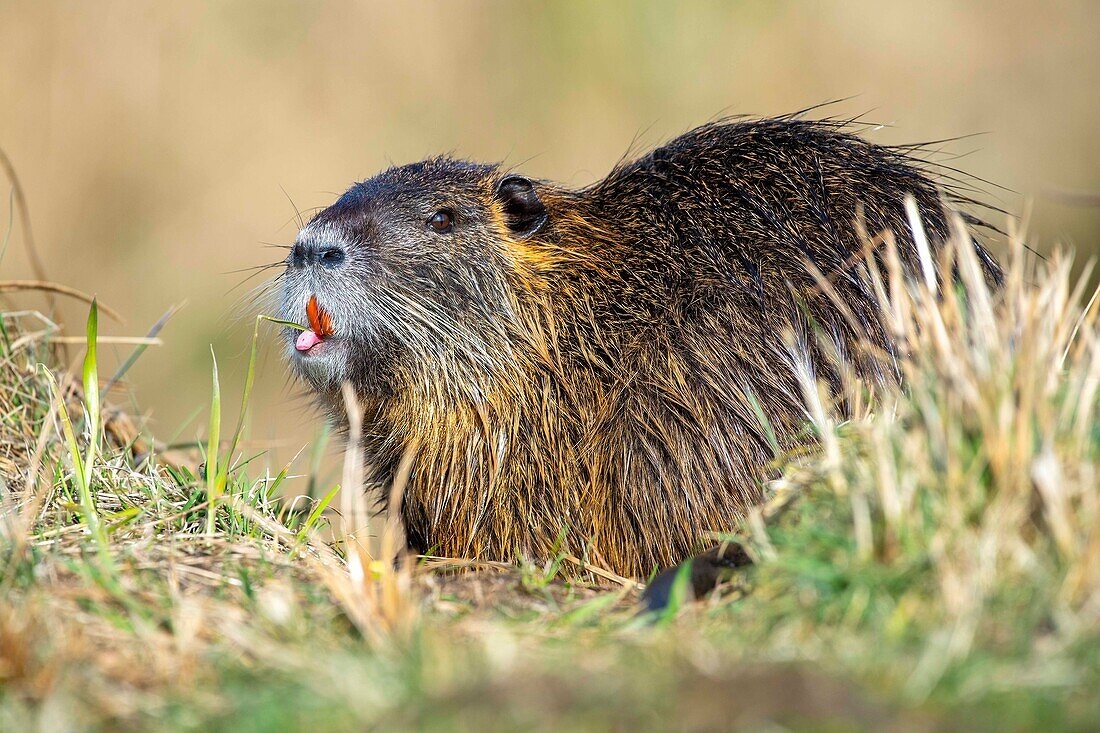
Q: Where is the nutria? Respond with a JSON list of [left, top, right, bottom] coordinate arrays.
[[278, 114, 1000, 581]]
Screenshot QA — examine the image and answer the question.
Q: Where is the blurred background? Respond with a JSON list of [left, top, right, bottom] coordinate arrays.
[[1, 1, 1098, 482]]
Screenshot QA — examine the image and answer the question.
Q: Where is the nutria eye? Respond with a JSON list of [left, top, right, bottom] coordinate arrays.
[[428, 210, 454, 233]]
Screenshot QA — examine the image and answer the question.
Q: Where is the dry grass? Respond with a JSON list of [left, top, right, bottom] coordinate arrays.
[[0, 217, 1098, 731]]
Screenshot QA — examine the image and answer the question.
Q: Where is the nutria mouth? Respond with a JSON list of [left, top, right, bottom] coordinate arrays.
[[295, 294, 335, 354]]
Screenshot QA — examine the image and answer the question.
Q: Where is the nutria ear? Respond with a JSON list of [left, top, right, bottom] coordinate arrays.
[[495, 174, 548, 238]]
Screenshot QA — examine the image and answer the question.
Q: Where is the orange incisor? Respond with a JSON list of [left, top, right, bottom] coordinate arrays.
[[307, 295, 335, 337]]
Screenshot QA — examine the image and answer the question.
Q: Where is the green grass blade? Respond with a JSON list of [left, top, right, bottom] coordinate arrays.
[[260, 315, 307, 331], [225, 317, 263, 467], [210, 317, 266, 525], [82, 299, 100, 481], [205, 347, 221, 535], [103, 302, 181, 394], [298, 483, 340, 541], [657, 561, 694, 624], [266, 463, 290, 500], [306, 423, 331, 500]]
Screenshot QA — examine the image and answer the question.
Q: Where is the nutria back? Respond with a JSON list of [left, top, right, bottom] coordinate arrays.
[[280, 116, 1000, 577]]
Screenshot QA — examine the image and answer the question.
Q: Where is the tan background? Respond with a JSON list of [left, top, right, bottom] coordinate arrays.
[[2, 1, 1098, 484]]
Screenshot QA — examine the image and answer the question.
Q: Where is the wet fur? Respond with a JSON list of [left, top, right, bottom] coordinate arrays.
[[280, 116, 1001, 578]]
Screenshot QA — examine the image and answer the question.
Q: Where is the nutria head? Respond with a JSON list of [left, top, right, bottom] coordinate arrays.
[[280, 157, 550, 409]]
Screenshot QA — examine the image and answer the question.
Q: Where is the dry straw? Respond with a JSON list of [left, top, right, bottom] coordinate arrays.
[[775, 210, 1100, 699]]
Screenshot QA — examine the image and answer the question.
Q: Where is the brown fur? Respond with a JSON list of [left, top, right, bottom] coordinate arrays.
[[281, 116, 1001, 578]]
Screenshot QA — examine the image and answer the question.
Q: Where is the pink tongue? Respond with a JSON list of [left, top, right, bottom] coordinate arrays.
[[295, 329, 323, 352]]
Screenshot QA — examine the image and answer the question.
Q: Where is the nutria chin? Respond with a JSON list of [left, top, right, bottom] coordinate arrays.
[[278, 114, 1001, 582]]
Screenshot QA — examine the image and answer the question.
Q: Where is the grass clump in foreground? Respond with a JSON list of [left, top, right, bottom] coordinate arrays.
[[0, 220, 1098, 732]]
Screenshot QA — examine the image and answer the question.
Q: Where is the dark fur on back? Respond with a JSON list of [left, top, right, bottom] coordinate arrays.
[[280, 116, 1000, 577]]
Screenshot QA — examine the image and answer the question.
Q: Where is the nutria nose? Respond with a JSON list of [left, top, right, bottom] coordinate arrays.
[[290, 241, 346, 269]]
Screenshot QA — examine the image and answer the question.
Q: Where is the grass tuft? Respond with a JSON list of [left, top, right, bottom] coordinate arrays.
[[37, 299, 111, 566]]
